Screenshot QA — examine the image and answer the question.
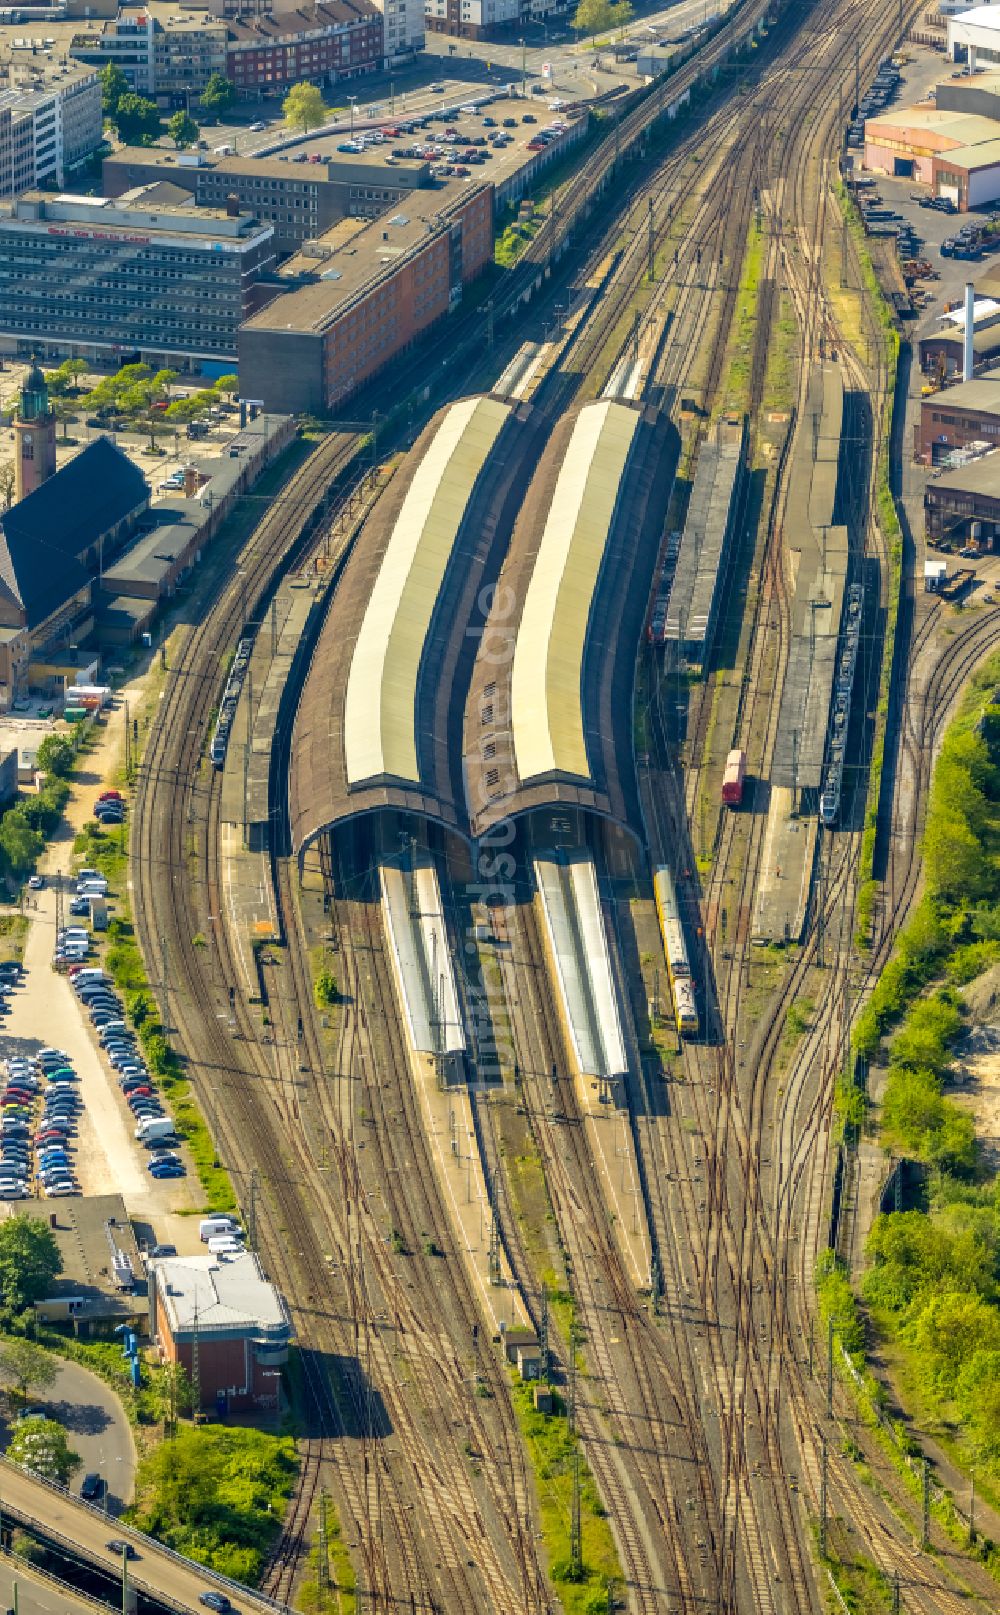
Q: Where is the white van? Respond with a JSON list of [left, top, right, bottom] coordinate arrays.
[[207, 1235, 245, 1256], [136, 1116, 176, 1142], [199, 1215, 239, 1242]]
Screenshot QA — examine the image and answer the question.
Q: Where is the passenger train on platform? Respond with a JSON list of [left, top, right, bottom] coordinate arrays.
[[210, 636, 254, 769], [653, 864, 700, 1038]]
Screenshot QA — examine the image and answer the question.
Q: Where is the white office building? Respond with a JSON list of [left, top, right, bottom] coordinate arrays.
[[0, 61, 101, 200], [372, 0, 424, 54]]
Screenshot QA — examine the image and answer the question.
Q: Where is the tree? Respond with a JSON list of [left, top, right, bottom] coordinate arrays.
[[282, 82, 329, 136], [100, 62, 130, 122], [8, 1417, 80, 1487], [61, 359, 89, 392], [0, 812, 44, 881], [0, 459, 14, 511], [164, 397, 202, 426], [199, 72, 235, 121], [35, 734, 75, 778], [44, 368, 69, 398], [166, 110, 199, 150], [152, 369, 179, 401], [611, 0, 633, 36], [214, 374, 239, 402], [35, 736, 74, 779], [114, 93, 161, 147], [573, 0, 617, 43], [52, 398, 77, 444], [0, 1339, 59, 1409], [0, 1215, 63, 1312], [154, 1360, 193, 1436]]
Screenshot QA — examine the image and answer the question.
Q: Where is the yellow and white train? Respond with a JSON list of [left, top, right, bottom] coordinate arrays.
[[653, 865, 700, 1038]]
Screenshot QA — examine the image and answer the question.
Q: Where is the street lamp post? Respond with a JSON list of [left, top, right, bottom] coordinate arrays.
[[348, 95, 357, 134], [520, 37, 526, 99]]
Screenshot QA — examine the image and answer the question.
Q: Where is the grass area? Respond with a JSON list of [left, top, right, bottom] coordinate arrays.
[[497, 1100, 575, 1345], [493, 121, 602, 269], [814, 658, 1000, 1560], [760, 288, 799, 415], [815, 1255, 1000, 1582], [718, 217, 765, 417], [127, 1425, 297, 1584], [0, 913, 28, 962], [509, 1380, 620, 1614], [288, 1505, 356, 1614]]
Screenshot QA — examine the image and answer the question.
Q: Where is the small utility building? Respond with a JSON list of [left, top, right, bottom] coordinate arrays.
[[149, 1251, 292, 1414]]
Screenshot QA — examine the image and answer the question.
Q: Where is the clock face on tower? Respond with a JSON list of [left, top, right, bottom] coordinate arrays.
[[23, 434, 32, 447]]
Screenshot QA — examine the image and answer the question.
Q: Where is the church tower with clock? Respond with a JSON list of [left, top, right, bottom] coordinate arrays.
[[13, 362, 57, 503]]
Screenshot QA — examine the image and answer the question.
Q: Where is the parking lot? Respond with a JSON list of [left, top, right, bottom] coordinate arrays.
[[0, 693, 206, 1250]]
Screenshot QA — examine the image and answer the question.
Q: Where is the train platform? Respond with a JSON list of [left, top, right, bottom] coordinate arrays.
[[771, 363, 848, 794], [664, 418, 746, 665], [219, 469, 388, 997], [534, 854, 652, 1290], [751, 787, 818, 945], [379, 859, 464, 1060], [379, 857, 530, 1336]]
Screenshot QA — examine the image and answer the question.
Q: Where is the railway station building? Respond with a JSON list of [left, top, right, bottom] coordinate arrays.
[[463, 397, 677, 861], [290, 392, 538, 859]]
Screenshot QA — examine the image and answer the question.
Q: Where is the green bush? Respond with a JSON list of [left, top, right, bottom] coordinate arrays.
[[127, 1426, 297, 1583]]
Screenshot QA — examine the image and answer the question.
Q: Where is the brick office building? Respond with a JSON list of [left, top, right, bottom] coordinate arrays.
[[916, 372, 1000, 463], [149, 1252, 292, 1414], [239, 181, 494, 411]]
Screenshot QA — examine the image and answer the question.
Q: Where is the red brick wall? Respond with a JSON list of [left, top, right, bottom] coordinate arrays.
[[322, 190, 493, 407]]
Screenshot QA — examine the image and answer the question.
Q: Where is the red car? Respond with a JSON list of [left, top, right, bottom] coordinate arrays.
[[97, 791, 123, 803]]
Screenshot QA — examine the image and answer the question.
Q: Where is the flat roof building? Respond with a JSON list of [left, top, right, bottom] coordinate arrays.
[[925, 446, 1000, 540], [103, 142, 435, 253], [864, 99, 1000, 209], [917, 369, 1000, 461], [239, 181, 494, 412], [149, 1251, 292, 1413], [0, 1194, 146, 1334], [0, 60, 101, 200], [948, 6, 1000, 69], [0, 188, 276, 367]]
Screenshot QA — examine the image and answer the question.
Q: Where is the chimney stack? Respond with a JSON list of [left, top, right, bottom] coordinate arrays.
[[226, 192, 240, 218], [964, 280, 976, 381]]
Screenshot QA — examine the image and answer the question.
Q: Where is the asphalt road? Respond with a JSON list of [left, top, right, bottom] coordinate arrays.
[[46, 1359, 136, 1516], [0, 1456, 273, 1615], [0, 1559, 103, 1615]]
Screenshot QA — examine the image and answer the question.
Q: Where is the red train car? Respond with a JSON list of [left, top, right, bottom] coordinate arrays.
[[722, 748, 746, 808]]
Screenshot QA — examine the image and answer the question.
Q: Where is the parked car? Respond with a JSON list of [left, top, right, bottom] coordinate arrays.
[[27, 875, 43, 890]]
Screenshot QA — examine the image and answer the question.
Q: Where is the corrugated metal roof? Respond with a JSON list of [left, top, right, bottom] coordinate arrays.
[[927, 371, 1000, 410], [511, 400, 639, 784], [344, 394, 510, 786]]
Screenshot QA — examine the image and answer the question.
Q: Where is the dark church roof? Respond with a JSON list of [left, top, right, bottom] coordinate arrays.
[[0, 438, 149, 629]]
